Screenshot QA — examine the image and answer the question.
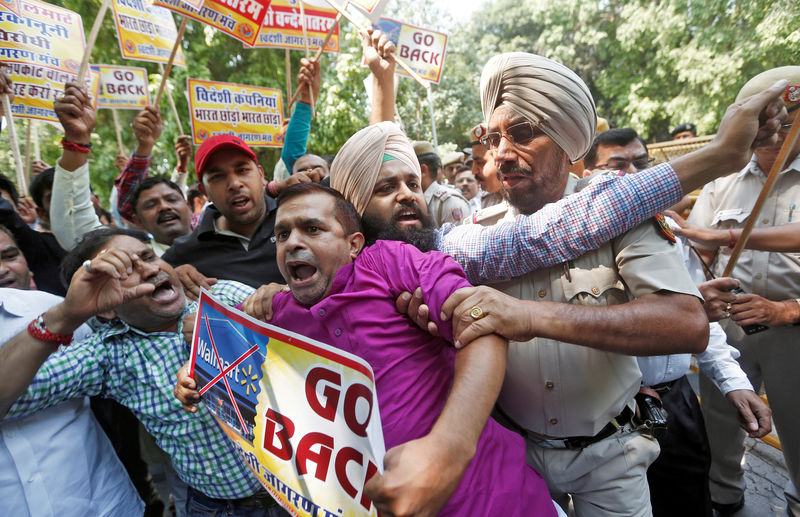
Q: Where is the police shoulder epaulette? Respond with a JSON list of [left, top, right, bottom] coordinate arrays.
[[653, 213, 676, 244]]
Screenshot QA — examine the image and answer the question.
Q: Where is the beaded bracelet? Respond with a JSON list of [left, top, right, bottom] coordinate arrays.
[[27, 313, 73, 348]]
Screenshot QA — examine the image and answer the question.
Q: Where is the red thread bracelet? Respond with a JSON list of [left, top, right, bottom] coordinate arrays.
[[27, 313, 73, 348], [728, 228, 737, 249], [267, 180, 279, 197], [61, 138, 92, 153]]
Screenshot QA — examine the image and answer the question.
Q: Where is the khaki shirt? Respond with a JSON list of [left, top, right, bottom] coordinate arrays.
[[488, 175, 701, 437], [424, 181, 470, 227], [688, 155, 800, 301]]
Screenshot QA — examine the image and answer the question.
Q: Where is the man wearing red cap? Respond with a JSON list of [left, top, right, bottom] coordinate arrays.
[[162, 135, 323, 293]]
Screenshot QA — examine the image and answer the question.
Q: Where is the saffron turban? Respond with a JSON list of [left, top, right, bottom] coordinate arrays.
[[480, 52, 597, 163], [330, 121, 421, 215]]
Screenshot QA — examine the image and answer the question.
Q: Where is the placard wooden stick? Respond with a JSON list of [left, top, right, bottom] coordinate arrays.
[[159, 63, 184, 134], [77, 0, 112, 84], [3, 95, 26, 193], [154, 16, 188, 106]]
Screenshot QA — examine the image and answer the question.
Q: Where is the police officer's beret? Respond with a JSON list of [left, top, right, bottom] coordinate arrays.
[[735, 66, 800, 112]]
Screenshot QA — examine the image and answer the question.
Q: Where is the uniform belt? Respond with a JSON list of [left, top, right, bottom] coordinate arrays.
[[497, 405, 636, 450], [650, 378, 679, 396]]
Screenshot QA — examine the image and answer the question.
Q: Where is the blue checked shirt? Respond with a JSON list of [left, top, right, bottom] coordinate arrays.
[[8, 280, 261, 500], [437, 163, 683, 284]]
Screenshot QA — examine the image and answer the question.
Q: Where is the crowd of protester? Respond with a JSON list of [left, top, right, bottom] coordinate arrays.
[[0, 28, 798, 517]]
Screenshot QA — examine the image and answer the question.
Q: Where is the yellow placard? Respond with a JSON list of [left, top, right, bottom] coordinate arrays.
[[0, 0, 101, 123], [111, 0, 186, 66], [191, 292, 385, 517], [188, 78, 284, 147], [93, 64, 150, 109], [153, 0, 269, 47], [253, 0, 339, 53]]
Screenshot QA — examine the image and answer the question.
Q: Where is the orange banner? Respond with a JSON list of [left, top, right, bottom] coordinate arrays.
[[152, 0, 271, 46]]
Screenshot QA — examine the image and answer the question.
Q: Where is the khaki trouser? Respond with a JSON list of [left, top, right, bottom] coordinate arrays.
[[525, 430, 660, 517], [699, 323, 800, 516]]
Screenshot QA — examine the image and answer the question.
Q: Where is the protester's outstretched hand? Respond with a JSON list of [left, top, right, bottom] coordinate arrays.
[[133, 105, 163, 153], [665, 210, 728, 248], [0, 62, 13, 98], [175, 360, 201, 413], [712, 80, 788, 172], [363, 29, 396, 81], [175, 135, 192, 172], [16, 197, 37, 224], [273, 168, 326, 196], [395, 288, 439, 337], [31, 159, 50, 176], [364, 433, 468, 517], [174, 264, 217, 302], [298, 57, 321, 105], [241, 283, 290, 321], [726, 389, 772, 438], [54, 82, 95, 143], [698, 277, 740, 321], [441, 286, 534, 347]]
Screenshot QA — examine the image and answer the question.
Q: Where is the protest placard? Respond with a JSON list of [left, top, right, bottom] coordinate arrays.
[[188, 78, 284, 147], [153, 0, 270, 47], [0, 0, 101, 123], [93, 64, 150, 109], [111, 0, 186, 66], [347, 0, 386, 20], [370, 17, 447, 84], [0, 0, 19, 15], [254, 0, 339, 53], [190, 291, 385, 517]]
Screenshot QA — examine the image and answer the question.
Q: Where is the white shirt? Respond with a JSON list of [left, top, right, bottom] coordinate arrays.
[[0, 288, 143, 517], [635, 219, 753, 394]]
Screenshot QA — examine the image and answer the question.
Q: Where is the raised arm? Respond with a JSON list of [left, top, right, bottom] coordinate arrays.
[[364, 29, 397, 125], [50, 82, 103, 250], [116, 106, 163, 222], [280, 58, 320, 172]]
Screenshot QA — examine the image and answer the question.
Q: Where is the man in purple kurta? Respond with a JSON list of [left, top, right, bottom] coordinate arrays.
[[178, 182, 557, 516]]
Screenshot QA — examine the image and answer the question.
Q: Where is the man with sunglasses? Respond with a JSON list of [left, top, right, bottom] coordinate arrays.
[[686, 66, 800, 516]]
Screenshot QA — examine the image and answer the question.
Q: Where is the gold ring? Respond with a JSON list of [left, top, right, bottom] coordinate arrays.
[[724, 310, 731, 319], [726, 303, 732, 311], [470, 306, 484, 320]]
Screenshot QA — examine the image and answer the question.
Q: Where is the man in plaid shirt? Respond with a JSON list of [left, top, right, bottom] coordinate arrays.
[[0, 227, 284, 516]]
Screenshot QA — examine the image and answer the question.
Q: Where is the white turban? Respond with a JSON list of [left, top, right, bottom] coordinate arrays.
[[330, 121, 420, 215], [480, 52, 597, 162]]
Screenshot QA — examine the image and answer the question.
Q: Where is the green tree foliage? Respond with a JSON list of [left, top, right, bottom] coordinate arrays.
[[1, 0, 797, 203]]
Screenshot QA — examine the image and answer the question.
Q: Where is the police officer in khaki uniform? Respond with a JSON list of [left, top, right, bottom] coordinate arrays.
[[688, 67, 800, 516], [444, 52, 711, 517], [412, 141, 471, 227]]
